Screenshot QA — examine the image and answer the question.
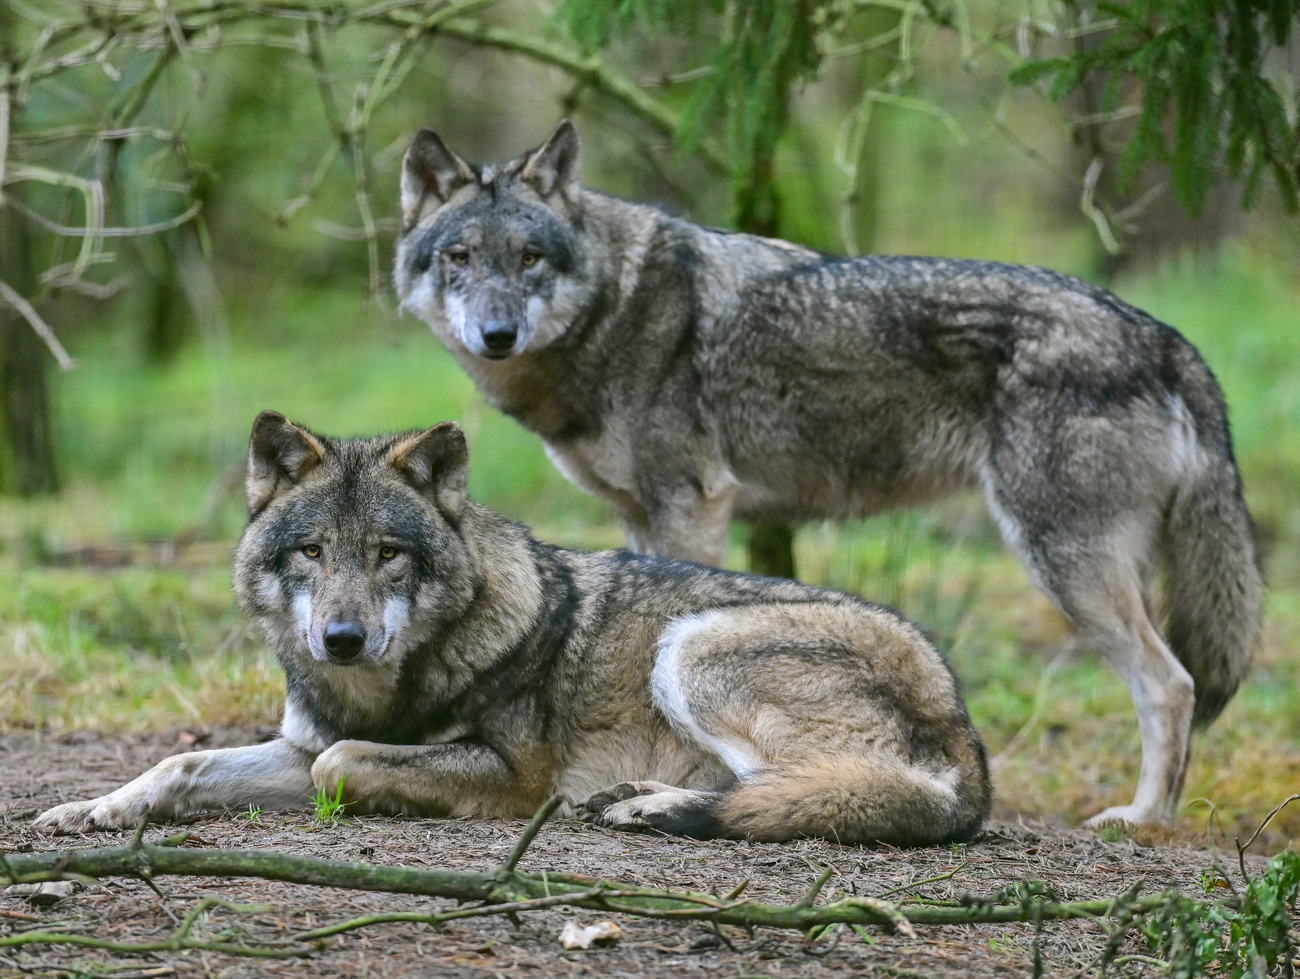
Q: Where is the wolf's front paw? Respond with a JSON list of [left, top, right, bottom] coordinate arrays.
[[33, 797, 146, 835], [311, 741, 373, 806]]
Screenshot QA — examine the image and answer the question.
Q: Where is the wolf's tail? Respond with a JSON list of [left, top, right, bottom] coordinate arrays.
[[711, 753, 991, 846], [1163, 376, 1262, 727]]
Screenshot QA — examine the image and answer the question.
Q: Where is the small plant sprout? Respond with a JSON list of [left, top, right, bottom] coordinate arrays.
[[313, 776, 349, 824], [239, 804, 263, 823], [1093, 824, 1133, 844]]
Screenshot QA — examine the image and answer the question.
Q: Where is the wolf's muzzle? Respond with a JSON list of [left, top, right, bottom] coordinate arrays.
[[481, 321, 518, 356], [324, 620, 366, 662]]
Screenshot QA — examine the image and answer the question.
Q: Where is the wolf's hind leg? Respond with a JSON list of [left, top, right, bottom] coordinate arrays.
[[579, 782, 722, 838], [1067, 567, 1194, 827], [982, 409, 1201, 826], [715, 756, 982, 845], [648, 605, 990, 845], [989, 492, 1193, 825]]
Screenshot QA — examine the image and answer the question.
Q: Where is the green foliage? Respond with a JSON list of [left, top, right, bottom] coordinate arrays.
[[1233, 849, 1300, 976], [1011, 1, 1300, 213], [1126, 849, 1300, 978], [557, 0, 843, 228], [312, 777, 349, 824]]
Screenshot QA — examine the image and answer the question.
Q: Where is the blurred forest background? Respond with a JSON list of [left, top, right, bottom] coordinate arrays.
[[1, 0, 1298, 842]]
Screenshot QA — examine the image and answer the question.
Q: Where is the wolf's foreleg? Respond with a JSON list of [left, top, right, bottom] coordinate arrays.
[[310, 740, 545, 818], [33, 739, 316, 834], [637, 477, 738, 566]]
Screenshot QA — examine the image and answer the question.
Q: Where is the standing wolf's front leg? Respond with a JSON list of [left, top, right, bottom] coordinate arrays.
[[632, 470, 738, 567], [311, 740, 549, 818], [33, 739, 316, 834]]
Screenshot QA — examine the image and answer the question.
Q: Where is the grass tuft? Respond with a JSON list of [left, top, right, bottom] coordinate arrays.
[[313, 778, 349, 824]]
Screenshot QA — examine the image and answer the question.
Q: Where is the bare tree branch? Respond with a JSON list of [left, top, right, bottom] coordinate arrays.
[[0, 277, 76, 371]]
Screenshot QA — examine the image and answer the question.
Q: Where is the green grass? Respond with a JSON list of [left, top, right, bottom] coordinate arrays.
[[40, 292, 604, 544], [2, 224, 1298, 848], [313, 778, 350, 824]]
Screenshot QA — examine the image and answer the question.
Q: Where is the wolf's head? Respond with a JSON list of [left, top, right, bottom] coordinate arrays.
[[393, 120, 595, 360], [233, 411, 479, 672]]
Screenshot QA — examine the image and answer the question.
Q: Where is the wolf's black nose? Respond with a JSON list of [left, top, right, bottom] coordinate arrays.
[[482, 323, 517, 353], [324, 620, 366, 660]]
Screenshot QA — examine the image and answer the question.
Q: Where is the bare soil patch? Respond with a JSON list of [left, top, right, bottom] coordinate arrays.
[[0, 729, 1270, 978]]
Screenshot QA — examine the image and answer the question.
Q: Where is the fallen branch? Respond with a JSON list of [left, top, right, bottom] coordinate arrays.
[[0, 813, 1187, 938], [2, 896, 316, 960], [7, 797, 1298, 976]]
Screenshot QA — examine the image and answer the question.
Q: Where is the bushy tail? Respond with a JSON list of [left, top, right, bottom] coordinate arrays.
[[1164, 448, 1262, 728], [714, 753, 991, 847]]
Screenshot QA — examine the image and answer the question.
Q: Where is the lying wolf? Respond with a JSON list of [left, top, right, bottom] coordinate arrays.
[[392, 120, 1261, 828], [34, 412, 990, 845]]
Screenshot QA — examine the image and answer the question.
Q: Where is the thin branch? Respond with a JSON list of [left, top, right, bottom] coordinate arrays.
[[1080, 155, 1122, 256], [295, 883, 609, 941], [6, 194, 202, 238], [130, 808, 151, 850], [2, 928, 310, 960], [1111, 953, 1171, 968], [433, 19, 727, 173], [878, 860, 969, 899], [845, 896, 916, 937], [2, 163, 106, 284], [497, 794, 565, 875], [0, 77, 10, 198], [797, 865, 837, 908], [0, 278, 76, 370], [1236, 793, 1300, 881]]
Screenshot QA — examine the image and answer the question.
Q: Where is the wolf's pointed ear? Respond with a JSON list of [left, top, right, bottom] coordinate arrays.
[[246, 411, 326, 517], [522, 119, 581, 204], [402, 129, 474, 226], [388, 421, 469, 516]]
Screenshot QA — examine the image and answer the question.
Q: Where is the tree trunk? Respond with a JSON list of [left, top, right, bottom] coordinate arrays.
[[0, 200, 60, 497], [732, 9, 900, 580], [733, 154, 798, 580], [747, 521, 796, 579], [0, 3, 59, 497]]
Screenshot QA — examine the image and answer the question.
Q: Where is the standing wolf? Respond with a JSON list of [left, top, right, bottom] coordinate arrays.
[[393, 120, 1261, 828], [35, 412, 990, 844]]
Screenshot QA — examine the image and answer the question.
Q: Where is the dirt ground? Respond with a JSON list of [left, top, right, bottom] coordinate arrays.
[[0, 728, 1276, 979]]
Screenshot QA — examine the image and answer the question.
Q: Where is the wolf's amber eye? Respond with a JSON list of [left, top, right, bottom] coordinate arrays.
[[447, 249, 469, 266], [303, 544, 321, 559], [521, 251, 540, 268], [378, 545, 399, 561]]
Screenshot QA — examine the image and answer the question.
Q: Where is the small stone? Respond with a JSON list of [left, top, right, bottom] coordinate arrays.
[[5, 881, 80, 907], [559, 919, 622, 950]]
